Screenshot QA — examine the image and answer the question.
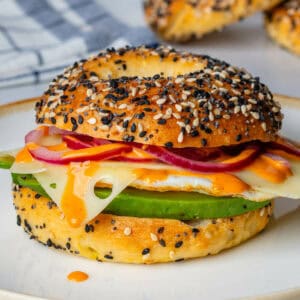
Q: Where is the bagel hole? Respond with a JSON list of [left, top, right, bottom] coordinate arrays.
[[87, 55, 206, 79]]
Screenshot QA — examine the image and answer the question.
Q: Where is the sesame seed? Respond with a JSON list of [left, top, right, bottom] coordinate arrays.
[[234, 106, 240, 114], [169, 94, 176, 103], [118, 103, 127, 109], [186, 77, 196, 82], [154, 113, 163, 120], [165, 108, 172, 117], [100, 125, 109, 131], [87, 117, 96, 125], [175, 241, 183, 248], [157, 226, 164, 234], [248, 98, 257, 104], [260, 207, 265, 217], [156, 98, 166, 105], [169, 251, 175, 259], [87, 89, 93, 97], [150, 233, 158, 241], [138, 123, 143, 132], [157, 118, 166, 125], [131, 87, 137, 97], [181, 94, 187, 100], [236, 134, 242, 142], [176, 121, 185, 127], [124, 227, 131, 236], [241, 105, 247, 114], [159, 239, 166, 247], [250, 111, 260, 119], [261, 122, 267, 131], [193, 118, 199, 126], [172, 112, 181, 119], [142, 248, 150, 255], [165, 142, 173, 148], [177, 132, 184, 143], [183, 90, 191, 96], [116, 125, 124, 133], [175, 77, 184, 84], [175, 104, 182, 112], [205, 232, 212, 239]]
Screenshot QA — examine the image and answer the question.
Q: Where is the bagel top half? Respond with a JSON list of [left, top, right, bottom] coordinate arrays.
[[35, 45, 282, 149]]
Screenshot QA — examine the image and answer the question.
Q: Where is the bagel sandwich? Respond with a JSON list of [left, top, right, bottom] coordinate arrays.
[[1, 45, 300, 264]]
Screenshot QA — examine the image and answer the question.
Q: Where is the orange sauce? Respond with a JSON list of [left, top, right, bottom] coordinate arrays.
[[62, 143, 128, 160], [61, 162, 99, 228], [15, 146, 34, 163], [61, 165, 87, 228], [122, 147, 155, 160], [67, 271, 89, 282], [248, 154, 292, 184], [267, 149, 300, 161], [135, 168, 249, 195], [47, 142, 67, 151]]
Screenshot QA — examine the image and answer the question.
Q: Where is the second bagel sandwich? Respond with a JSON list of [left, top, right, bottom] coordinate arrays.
[[2, 45, 300, 264]]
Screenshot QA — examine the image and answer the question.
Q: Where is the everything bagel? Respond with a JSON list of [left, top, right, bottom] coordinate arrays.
[[143, 0, 282, 42], [265, 0, 300, 55], [36, 45, 282, 149]]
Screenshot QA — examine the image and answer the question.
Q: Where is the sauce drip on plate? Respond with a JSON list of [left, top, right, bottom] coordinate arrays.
[[67, 271, 89, 282]]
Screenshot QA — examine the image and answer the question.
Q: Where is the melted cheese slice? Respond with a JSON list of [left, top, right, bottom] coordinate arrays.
[[10, 157, 300, 226], [32, 162, 139, 227]]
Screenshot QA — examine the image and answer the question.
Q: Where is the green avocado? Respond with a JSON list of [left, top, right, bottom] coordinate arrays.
[[0, 155, 14, 169], [12, 174, 270, 220]]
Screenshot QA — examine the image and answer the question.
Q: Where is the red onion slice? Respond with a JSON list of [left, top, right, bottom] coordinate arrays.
[[62, 135, 94, 150], [168, 147, 222, 162], [269, 139, 300, 157], [112, 156, 155, 163], [25, 128, 45, 144], [144, 144, 261, 173], [29, 143, 132, 164]]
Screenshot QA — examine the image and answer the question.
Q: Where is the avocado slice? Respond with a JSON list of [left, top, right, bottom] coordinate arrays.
[[0, 155, 14, 169], [12, 174, 270, 220]]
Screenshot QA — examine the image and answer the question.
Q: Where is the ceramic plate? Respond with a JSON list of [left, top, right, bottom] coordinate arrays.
[[0, 97, 300, 300]]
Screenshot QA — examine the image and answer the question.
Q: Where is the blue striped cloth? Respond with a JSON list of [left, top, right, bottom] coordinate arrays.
[[0, 0, 156, 88]]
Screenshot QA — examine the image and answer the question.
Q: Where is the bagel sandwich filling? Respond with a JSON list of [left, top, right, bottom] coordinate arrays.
[[1, 45, 300, 264]]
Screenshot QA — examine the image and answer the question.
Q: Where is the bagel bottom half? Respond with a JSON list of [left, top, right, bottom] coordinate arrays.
[[13, 187, 273, 264]]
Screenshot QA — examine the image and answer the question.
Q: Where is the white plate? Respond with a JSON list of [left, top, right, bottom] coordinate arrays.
[[0, 98, 300, 300]]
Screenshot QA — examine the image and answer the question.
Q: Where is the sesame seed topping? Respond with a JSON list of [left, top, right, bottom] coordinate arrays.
[[87, 117, 96, 125], [150, 233, 158, 241], [156, 98, 167, 105], [37, 45, 282, 148], [142, 248, 150, 255], [177, 131, 184, 143], [124, 227, 131, 236], [169, 251, 175, 259]]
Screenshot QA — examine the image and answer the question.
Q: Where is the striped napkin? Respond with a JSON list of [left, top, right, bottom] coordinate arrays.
[[0, 0, 156, 88]]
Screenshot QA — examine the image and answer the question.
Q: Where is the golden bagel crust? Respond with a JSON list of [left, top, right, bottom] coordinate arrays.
[[144, 0, 282, 42], [13, 186, 272, 264], [265, 0, 300, 55], [35, 46, 282, 149]]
